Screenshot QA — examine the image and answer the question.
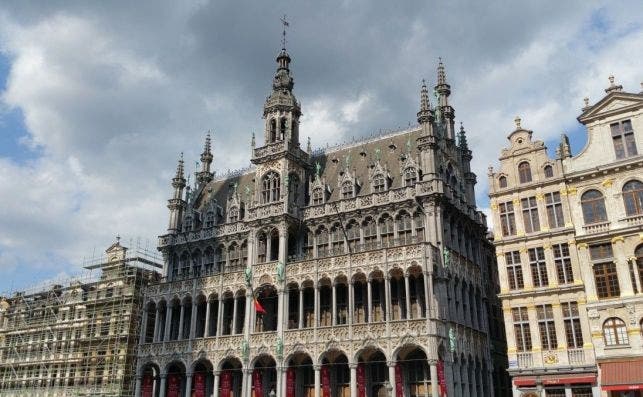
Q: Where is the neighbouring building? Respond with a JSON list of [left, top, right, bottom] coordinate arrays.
[[0, 240, 162, 397], [135, 39, 509, 397], [488, 77, 643, 397]]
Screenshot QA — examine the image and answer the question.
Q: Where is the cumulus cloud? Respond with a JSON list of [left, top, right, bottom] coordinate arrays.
[[0, 0, 641, 292]]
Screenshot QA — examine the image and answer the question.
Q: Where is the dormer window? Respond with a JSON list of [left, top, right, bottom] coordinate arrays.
[[404, 168, 418, 186], [611, 119, 637, 159], [183, 216, 193, 232], [229, 207, 239, 223], [544, 165, 554, 178], [341, 181, 354, 199], [205, 211, 215, 228], [261, 172, 281, 203], [269, 119, 277, 143], [518, 162, 532, 183], [311, 188, 324, 205], [373, 174, 386, 193], [498, 176, 508, 188]]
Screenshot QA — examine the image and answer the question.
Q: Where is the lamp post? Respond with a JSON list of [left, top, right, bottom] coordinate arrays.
[[270, 389, 276, 397]]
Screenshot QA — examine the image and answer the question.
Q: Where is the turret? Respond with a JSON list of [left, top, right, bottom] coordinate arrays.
[[196, 132, 214, 185], [458, 123, 476, 206], [416, 80, 438, 180], [167, 153, 186, 233], [435, 59, 456, 141]]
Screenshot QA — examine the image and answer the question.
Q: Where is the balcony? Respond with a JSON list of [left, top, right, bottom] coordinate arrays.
[[623, 214, 643, 227], [582, 221, 610, 235], [517, 352, 533, 368]]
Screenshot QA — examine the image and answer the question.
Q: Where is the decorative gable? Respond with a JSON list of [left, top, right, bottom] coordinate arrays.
[[578, 92, 643, 124]]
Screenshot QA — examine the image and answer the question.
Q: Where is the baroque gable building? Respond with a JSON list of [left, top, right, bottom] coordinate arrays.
[[488, 77, 643, 397], [136, 41, 508, 397]]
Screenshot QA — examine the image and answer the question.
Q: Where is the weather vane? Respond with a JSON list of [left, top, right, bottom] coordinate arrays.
[[281, 14, 289, 49]]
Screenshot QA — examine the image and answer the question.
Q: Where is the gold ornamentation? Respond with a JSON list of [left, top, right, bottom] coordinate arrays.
[[536, 193, 545, 201], [567, 187, 577, 195], [543, 352, 558, 364], [577, 243, 588, 249], [601, 178, 614, 188], [610, 236, 624, 244]]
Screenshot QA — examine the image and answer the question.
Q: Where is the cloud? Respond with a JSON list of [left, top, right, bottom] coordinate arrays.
[[0, 0, 641, 292]]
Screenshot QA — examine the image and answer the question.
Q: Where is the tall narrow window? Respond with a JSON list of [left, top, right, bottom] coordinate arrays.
[[379, 215, 394, 247], [346, 221, 360, 253], [311, 188, 324, 205], [537, 304, 558, 350], [363, 218, 377, 249], [269, 119, 277, 143], [498, 176, 507, 188], [229, 207, 239, 223], [544, 165, 554, 178], [261, 172, 281, 203], [636, 245, 643, 295], [603, 317, 628, 346], [553, 243, 573, 284], [545, 192, 565, 229], [397, 211, 412, 245], [562, 302, 583, 348], [505, 251, 524, 290], [499, 201, 517, 236], [591, 243, 620, 298], [518, 162, 532, 183], [521, 196, 540, 233], [331, 224, 344, 254], [581, 190, 607, 224], [414, 212, 425, 242], [611, 119, 637, 159], [316, 227, 329, 258], [529, 247, 548, 287], [512, 307, 532, 352], [341, 181, 354, 199], [622, 180, 643, 216]]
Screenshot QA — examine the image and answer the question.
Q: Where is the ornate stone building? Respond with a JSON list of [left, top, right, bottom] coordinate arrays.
[[136, 43, 507, 397], [488, 77, 643, 397]]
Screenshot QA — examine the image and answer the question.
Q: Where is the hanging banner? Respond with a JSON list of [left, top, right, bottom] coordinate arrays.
[[167, 374, 181, 397], [194, 372, 206, 397], [437, 360, 446, 397], [395, 363, 404, 397], [322, 365, 331, 397], [357, 363, 366, 397], [287, 367, 296, 397], [220, 371, 232, 397], [141, 374, 154, 397], [253, 369, 263, 397]]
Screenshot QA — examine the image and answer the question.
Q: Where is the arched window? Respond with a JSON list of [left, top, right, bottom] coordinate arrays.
[[228, 243, 240, 270], [279, 117, 287, 141], [635, 245, 643, 295], [397, 211, 412, 244], [316, 227, 329, 258], [183, 216, 193, 232], [544, 165, 554, 178], [311, 188, 324, 205], [623, 180, 643, 216], [518, 162, 532, 183], [341, 181, 354, 199], [288, 174, 300, 204], [269, 119, 277, 143], [379, 214, 394, 247], [373, 174, 386, 193], [261, 172, 281, 203], [363, 218, 377, 249], [498, 176, 507, 188], [345, 220, 360, 252], [603, 317, 628, 346], [581, 190, 607, 224], [404, 168, 418, 186]]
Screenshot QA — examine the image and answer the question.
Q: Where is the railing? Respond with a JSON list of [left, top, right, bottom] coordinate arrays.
[[567, 348, 586, 365], [582, 221, 610, 234], [623, 214, 643, 227], [286, 236, 424, 262], [517, 352, 533, 368]]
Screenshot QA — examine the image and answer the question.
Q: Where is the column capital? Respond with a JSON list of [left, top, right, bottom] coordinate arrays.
[[313, 364, 322, 371], [348, 363, 358, 369], [387, 360, 396, 368], [186, 371, 193, 377], [214, 370, 221, 376], [427, 359, 438, 365], [160, 374, 167, 379]]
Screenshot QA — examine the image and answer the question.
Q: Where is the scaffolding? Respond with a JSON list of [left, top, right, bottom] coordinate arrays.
[[0, 240, 162, 397]]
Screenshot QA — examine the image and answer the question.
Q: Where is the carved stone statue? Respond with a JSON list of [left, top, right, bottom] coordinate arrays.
[[442, 247, 451, 267], [449, 327, 456, 352], [276, 261, 285, 284], [244, 266, 253, 286]]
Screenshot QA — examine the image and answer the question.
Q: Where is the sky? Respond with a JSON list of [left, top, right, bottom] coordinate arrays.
[[0, 0, 642, 293]]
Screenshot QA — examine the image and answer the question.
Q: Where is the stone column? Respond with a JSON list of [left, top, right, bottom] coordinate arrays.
[[314, 285, 320, 327], [384, 276, 391, 322], [348, 281, 354, 325], [367, 279, 372, 323], [135, 375, 142, 397], [299, 287, 304, 329], [630, 257, 643, 293], [213, 371, 220, 397], [232, 296, 238, 334], [159, 374, 167, 397], [332, 283, 337, 326], [204, 299, 211, 337], [387, 362, 396, 395], [164, 306, 172, 341], [543, 244, 558, 288], [276, 366, 284, 397], [404, 274, 411, 320], [185, 372, 192, 397], [423, 271, 431, 318], [349, 363, 357, 397], [277, 288, 285, 333], [429, 361, 439, 397], [612, 237, 634, 296], [217, 296, 224, 336], [189, 301, 197, 339], [139, 309, 148, 345], [241, 368, 250, 397], [178, 303, 185, 340], [577, 244, 597, 301], [314, 365, 321, 397], [154, 307, 161, 342]]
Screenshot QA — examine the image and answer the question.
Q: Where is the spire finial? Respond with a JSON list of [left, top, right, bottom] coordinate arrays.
[[116, 234, 121, 243], [514, 116, 521, 129], [417, 79, 433, 124], [437, 58, 446, 85], [176, 152, 185, 178], [458, 122, 468, 149], [281, 14, 289, 50]]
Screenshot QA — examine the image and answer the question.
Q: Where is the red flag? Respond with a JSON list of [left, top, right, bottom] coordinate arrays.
[[254, 297, 266, 315]]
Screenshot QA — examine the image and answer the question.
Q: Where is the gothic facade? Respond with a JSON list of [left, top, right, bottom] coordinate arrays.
[[136, 44, 506, 397], [488, 78, 643, 396]]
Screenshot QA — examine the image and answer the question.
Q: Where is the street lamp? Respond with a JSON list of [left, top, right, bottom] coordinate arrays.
[[269, 389, 276, 397]]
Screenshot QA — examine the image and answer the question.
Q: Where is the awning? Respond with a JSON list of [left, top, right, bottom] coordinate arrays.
[[601, 358, 643, 391], [514, 373, 596, 387]]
